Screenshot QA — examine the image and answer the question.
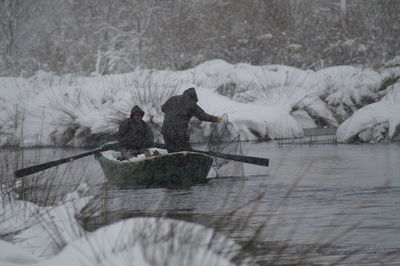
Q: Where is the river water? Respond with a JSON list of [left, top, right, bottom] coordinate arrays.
[[3, 142, 400, 264]]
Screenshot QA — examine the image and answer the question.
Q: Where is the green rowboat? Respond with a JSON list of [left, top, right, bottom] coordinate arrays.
[[95, 149, 213, 187]]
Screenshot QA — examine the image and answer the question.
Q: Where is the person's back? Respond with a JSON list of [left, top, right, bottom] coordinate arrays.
[[161, 87, 220, 152], [118, 105, 154, 150]]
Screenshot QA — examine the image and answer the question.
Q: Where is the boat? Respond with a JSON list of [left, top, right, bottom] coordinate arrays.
[[95, 143, 214, 187]]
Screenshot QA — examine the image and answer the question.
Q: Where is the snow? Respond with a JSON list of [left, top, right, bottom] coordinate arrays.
[[1, 59, 400, 264], [102, 148, 168, 162], [2, 60, 397, 147], [0, 184, 91, 258], [41, 217, 237, 266], [312, 66, 385, 121], [0, 185, 239, 266], [0, 240, 38, 265], [337, 84, 400, 142]]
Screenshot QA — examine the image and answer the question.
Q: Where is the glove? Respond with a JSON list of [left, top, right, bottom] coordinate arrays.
[[216, 117, 223, 123]]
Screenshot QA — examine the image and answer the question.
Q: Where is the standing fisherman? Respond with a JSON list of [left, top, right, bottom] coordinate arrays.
[[161, 87, 222, 152], [118, 105, 154, 159]]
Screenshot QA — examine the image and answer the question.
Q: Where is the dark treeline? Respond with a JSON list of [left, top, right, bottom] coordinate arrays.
[[0, 0, 399, 77]]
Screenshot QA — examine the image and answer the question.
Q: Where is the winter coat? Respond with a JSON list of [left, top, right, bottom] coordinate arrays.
[[118, 105, 154, 149], [161, 88, 218, 138]]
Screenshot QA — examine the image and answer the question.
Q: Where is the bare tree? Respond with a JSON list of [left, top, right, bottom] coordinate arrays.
[[0, 0, 37, 74], [1, 0, 399, 76], [94, 0, 161, 74]]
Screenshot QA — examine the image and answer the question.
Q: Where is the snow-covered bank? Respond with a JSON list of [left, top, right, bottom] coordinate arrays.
[[0, 60, 399, 147], [0, 184, 240, 266], [0, 183, 91, 258], [337, 84, 400, 143]]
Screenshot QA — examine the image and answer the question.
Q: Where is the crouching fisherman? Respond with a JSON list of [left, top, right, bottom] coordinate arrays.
[[117, 105, 154, 160]]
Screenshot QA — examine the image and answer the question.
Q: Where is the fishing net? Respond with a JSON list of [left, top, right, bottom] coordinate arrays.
[[206, 114, 244, 178]]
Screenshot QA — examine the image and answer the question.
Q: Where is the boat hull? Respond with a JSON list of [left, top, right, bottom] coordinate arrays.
[[95, 151, 213, 187]]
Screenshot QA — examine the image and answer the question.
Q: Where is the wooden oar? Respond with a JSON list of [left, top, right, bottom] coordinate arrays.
[[14, 144, 118, 178], [153, 143, 269, 167], [197, 150, 269, 167]]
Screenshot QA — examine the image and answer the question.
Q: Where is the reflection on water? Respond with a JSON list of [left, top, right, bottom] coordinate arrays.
[[2, 142, 400, 264]]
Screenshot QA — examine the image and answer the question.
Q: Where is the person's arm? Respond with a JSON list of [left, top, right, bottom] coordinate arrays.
[[118, 121, 127, 138], [144, 122, 154, 146], [192, 103, 219, 123], [117, 120, 130, 146]]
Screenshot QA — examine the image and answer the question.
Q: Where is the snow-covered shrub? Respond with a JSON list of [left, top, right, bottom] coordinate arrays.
[[337, 85, 400, 143], [314, 66, 400, 124], [1, 61, 399, 146]]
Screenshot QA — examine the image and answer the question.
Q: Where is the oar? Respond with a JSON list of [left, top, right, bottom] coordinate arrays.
[[197, 150, 269, 167], [14, 144, 119, 178], [153, 143, 269, 167]]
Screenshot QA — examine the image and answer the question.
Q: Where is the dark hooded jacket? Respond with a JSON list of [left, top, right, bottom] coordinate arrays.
[[161, 88, 218, 138], [118, 105, 154, 149]]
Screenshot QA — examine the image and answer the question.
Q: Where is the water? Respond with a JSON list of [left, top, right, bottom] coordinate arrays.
[[3, 142, 400, 264]]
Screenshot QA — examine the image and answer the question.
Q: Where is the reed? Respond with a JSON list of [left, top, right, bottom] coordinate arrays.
[[1, 145, 399, 265]]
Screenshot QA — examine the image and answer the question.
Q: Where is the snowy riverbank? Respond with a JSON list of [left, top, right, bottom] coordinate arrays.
[[0, 183, 240, 265], [1, 59, 399, 147]]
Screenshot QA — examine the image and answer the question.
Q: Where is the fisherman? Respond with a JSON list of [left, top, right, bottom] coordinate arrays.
[[161, 87, 222, 152], [117, 105, 154, 159]]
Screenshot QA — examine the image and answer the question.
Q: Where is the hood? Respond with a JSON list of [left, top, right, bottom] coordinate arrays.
[[130, 105, 145, 119], [183, 87, 198, 103]]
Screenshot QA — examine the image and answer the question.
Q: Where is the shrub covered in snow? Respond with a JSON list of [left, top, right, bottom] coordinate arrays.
[[1, 60, 399, 147]]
